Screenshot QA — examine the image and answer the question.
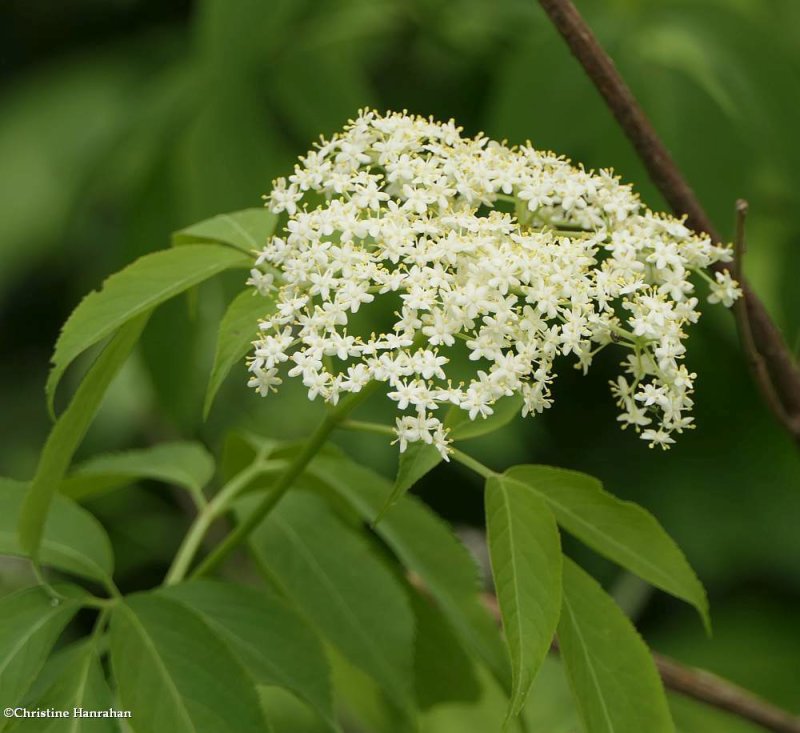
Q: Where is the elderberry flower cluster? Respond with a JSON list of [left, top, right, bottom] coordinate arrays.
[[246, 109, 740, 456]]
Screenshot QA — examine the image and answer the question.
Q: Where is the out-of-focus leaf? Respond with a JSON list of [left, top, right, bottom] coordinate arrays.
[[0, 56, 142, 299], [328, 649, 407, 733], [0, 478, 113, 584], [110, 592, 269, 733], [308, 453, 510, 691], [172, 82, 292, 223], [8, 642, 115, 733], [504, 465, 709, 630], [270, 47, 374, 141], [445, 395, 524, 441], [420, 664, 528, 733], [670, 693, 762, 733], [248, 491, 416, 717], [204, 289, 275, 418], [194, 0, 307, 73], [89, 487, 184, 579], [257, 687, 330, 733], [159, 579, 335, 729], [19, 314, 149, 561], [650, 595, 800, 716], [0, 585, 83, 721], [412, 590, 481, 710], [559, 559, 674, 733], [172, 208, 278, 253], [485, 475, 561, 718], [635, 24, 738, 120], [521, 657, 579, 732], [61, 441, 215, 502], [46, 244, 248, 413]]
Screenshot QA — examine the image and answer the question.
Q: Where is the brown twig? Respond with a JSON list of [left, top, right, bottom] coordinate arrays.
[[655, 655, 800, 733], [536, 0, 800, 444], [732, 200, 790, 427], [480, 593, 800, 733]]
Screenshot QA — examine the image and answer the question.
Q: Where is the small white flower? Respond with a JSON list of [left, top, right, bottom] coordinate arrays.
[[246, 269, 275, 296], [708, 270, 743, 308]]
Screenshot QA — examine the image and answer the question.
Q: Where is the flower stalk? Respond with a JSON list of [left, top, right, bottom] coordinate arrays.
[[185, 382, 381, 580]]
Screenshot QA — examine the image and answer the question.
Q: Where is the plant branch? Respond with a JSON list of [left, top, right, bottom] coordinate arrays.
[[654, 654, 800, 733], [190, 383, 381, 579], [163, 455, 288, 585], [731, 200, 790, 429], [341, 420, 500, 479], [451, 447, 497, 479], [535, 0, 800, 444]]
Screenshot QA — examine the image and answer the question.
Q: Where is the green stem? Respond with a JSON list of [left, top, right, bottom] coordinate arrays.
[[341, 419, 395, 437], [31, 561, 116, 609], [91, 607, 111, 643], [164, 456, 286, 585], [31, 561, 66, 604], [342, 419, 499, 479], [190, 383, 381, 580], [450, 448, 497, 479]]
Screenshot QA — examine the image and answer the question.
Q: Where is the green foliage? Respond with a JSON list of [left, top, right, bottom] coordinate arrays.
[[379, 394, 527, 519], [0, 585, 83, 723], [248, 491, 417, 718], [411, 591, 481, 710], [558, 559, 674, 733], [308, 453, 510, 691], [159, 579, 335, 729], [46, 243, 249, 414], [205, 289, 275, 418], [61, 441, 215, 503], [7, 642, 116, 733], [172, 208, 278, 253], [110, 592, 270, 733], [504, 465, 709, 630], [380, 441, 444, 521], [0, 199, 738, 732], [19, 314, 150, 563], [485, 475, 561, 718], [6, 2, 790, 721], [0, 479, 113, 584]]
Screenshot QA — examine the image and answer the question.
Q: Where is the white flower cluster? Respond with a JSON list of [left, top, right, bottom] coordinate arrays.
[[247, 109, 740, 456]]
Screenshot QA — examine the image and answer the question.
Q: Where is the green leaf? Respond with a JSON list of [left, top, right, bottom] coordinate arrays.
[[307, 453, 510, 692], [375, 442, 443, 523], [445, 395, 523, 441], [0, 585, 82, 721], [485, 475, 562, 718], [62, 441, 215, 502], [159, 579, 335, 729], [521, 657, 580, 732], [204, 289, 275, 419], [257, 687, 331, 733], [0, 478, 113, 584], [248, 491, 416, 715], [504, 466, 709, 630], [9, 642, 115, 733], [46, 243, 248, 413], [558, 559, 674, 733], [110, 592, 269, 733], [20, 313, 149, 561], [412, 591, 481, 710], [172, 208, 278, 253]]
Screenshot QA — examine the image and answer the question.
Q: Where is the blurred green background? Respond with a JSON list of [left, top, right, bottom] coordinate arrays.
[[1, 0, 798, 725]]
